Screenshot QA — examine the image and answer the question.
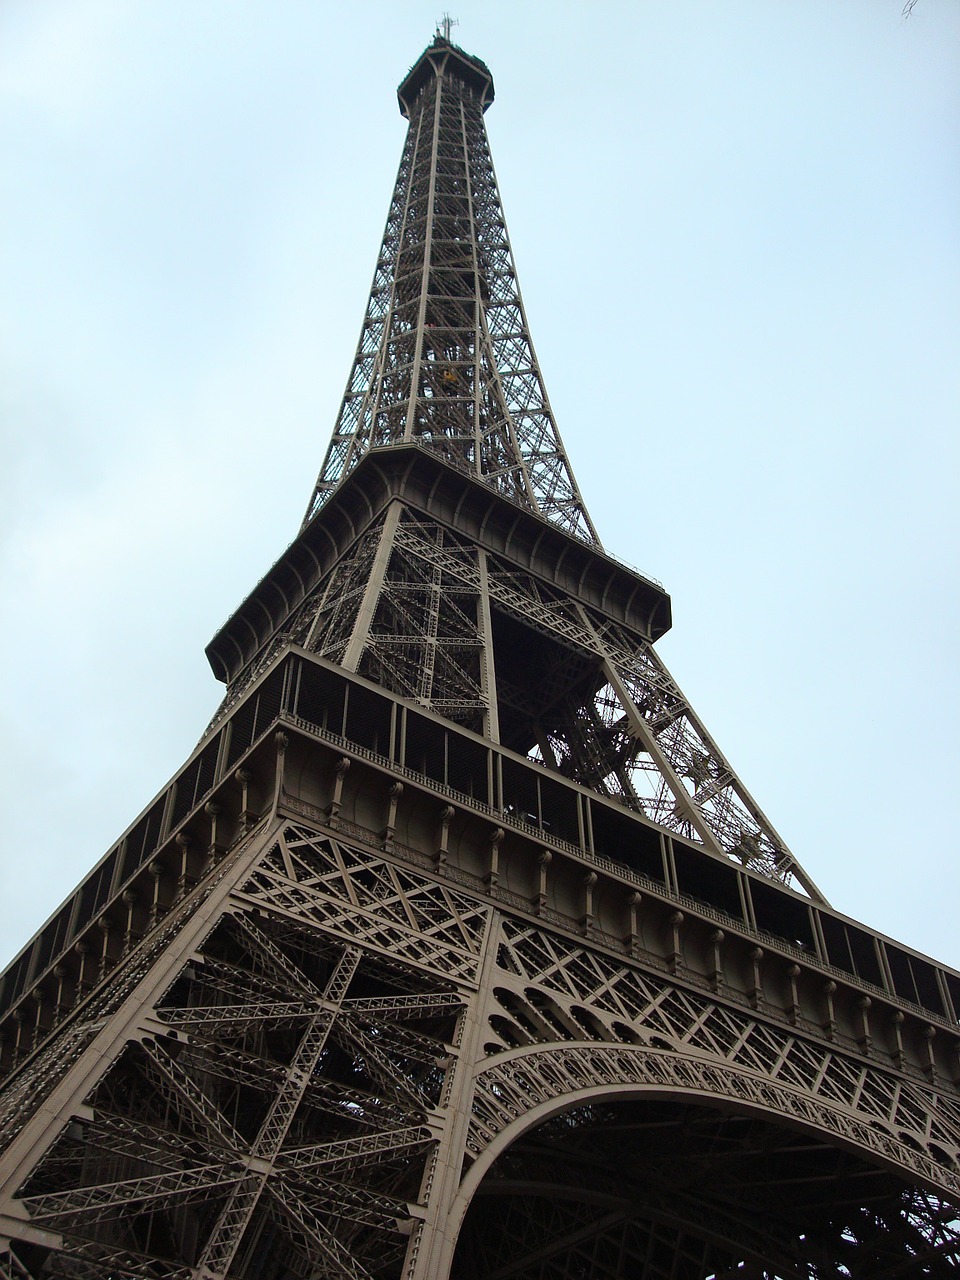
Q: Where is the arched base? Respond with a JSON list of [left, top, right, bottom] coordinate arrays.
[[451, 1096, 960, 1279]]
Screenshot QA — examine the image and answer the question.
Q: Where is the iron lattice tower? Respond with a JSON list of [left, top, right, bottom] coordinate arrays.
[[0, 33, 958, 1280]]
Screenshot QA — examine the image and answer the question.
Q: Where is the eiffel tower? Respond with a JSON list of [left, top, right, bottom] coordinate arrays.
[[1, 29, 958, 1280]]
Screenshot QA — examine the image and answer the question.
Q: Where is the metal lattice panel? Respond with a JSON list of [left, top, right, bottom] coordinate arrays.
[[278, 504, 821, 895], [0, 802, 956, 1280], [0, 823, 475, 1280], [481, 918, 960, 1179]]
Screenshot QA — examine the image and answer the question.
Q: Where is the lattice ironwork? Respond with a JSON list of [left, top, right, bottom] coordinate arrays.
[[0, 809, 956, 1280], [483, 919, 960, 1181], [2, 28, 957, 1280], [302, 38, 597, 545], [279, 504, 820, 894], [454, 1103, 960, 1279], [1, 826, 466, 1280]]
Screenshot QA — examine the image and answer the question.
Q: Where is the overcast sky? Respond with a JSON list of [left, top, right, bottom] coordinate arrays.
[[2, 0, 958, 977]]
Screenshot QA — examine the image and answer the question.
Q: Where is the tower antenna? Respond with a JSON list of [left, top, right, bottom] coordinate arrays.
[[437, 12, 458, 41]]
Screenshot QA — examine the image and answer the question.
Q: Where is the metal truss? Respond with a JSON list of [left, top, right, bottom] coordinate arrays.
[[203, 30, 820, 895], [275, 505, 821, 896], [301, 38, 597, 545], [0, 818, 954, 1280], [482, 918, 960, 1182], [3, 30, 957, 1280], [1, 827, 463, 1280]]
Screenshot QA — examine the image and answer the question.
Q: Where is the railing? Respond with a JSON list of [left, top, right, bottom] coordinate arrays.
[[278, 709, 959, 1034]]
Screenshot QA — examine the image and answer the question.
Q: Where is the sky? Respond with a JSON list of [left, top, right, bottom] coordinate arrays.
[[1, 0, 958, 978]]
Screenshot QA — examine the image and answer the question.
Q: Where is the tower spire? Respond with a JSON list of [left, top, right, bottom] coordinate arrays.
[[301, 35, 599, 546]]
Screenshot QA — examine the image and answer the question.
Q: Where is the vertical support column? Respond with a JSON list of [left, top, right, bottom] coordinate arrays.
[[9, 1011, 23, 1065], [891, 1011, 907, 1071], [341, 502, 403, 674], [580, 872, 597, 938], [272, 731, 289, 811], [73, 941, 92, 998], [856, 996, 873, 1054], [121, 891, 139, 956], [147, 861, 164, 929], [235, 768, 255, 829], [822, 981, 838, 1042], [476, 551, 501, 743], [384, 781, 404, 850], [418, 560, 444, 707], [922, 1026, 938, 1082], [52, 964, 68, 1026], [708, 930, 725, 994], [29, 991, 44, 1057], [435, 805, 455, 874], [327, 756, 351, 829], [459, 96, 485, 481], [624, 891, 642, 957], [403, 910, 499, 1280], [96, 919, 112, 983], [204, 801, 224, 870], [404, 78, 442, 442], [534, 850, 552, 917], [485, 828, 504, 890], [748, 947, 764, 1010], [174, 833, 193, 901], [667, 912, 684, 975], [786, 964, 802, 1025]]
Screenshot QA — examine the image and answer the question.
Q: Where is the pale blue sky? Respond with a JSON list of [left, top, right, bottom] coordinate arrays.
[[1, 1, 958, 972]]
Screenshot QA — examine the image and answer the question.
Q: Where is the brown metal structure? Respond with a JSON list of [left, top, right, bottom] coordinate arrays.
[[0, 31, 958, 1280]]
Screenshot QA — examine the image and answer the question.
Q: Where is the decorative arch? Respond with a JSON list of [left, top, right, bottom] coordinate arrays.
[[466, 1042, 958, 1192], [429, 1042, 960, 1278], [418, 1040, 959, 1278]]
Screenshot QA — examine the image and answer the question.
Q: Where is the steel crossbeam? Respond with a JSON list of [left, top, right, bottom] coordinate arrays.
[[139, 1043, 246, 1155], [169, 1040, 287, 1094], [185, 953, 304, 1002], [21, 1163, 240, 1225], [157, 1001, 322, 1029], [230, 913, 325, 999], [332, 1022, 433, 1115], [288, 1175, 407, 1234], [264, 1182, 376, 1280], [281, 1126, 433, 1174], [340, 1015, 447, 1065], [192, 948, 361, 1278], [72, 1113, 211, 1169], [39, 1240, 192, 1280]]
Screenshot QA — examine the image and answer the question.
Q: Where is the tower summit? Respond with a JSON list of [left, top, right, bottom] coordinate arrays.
[[0, 33, 958, 1280]]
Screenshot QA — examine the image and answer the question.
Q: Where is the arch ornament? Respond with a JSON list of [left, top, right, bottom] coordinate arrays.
[[469, 917, 960, 1206], [465, 1041, 960, 1201]]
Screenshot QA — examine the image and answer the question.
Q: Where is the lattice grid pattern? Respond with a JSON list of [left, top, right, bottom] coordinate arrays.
[[302, 45, 597, 544]]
